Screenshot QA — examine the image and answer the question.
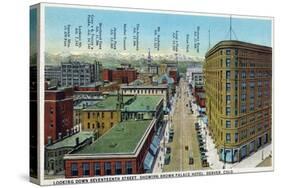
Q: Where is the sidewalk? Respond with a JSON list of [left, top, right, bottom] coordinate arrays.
[[197, 112, 272, 169], [153, 96, 176, 173]]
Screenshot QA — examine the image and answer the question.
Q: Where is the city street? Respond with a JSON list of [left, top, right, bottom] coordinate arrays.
[[163, 78, 203, 172], [154, 75, 272, 173]]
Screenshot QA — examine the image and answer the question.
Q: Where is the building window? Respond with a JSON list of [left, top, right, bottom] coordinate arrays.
[[226, 133, 231, 143], [226, 83, 231, 92], [111, 112, 114, 119], [226, 58, 231, 67], [250, 70, 255, 78], [88, 112, 90, 119], [226, 95, 231, 105], [105, 162, 112, 175], [102, 112, 104, 118], [241, 94, 246, 102], [226, 120, 231, 128], [88, 123, 90, 129], [235, 133, 238, 143], [241, 82, 246, 90], [226, 107, 231, 116], [250, 91, 255, 99], [234, 70, 238, 80], [250, 82, 255, 90], [250, 103, 255, 111], [240, 104, 246, 113], [241, 71, 246, 79], [115, 161, 122, 175], [226, 49, 231, 55], [71, 163, 78, 176], [125, 161, 133, 174], [94, 163, 101, 176], [82, 163, 90, 176], [110, 122, 114, 128], [226, 71, 231, 80], [48, 137, 52, 145], [235, 120, 238, 128], [92, 123, 95, 129]]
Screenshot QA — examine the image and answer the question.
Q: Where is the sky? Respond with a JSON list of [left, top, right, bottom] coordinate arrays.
[[30, 8, 37, 56], [44, 5, 272, 58]]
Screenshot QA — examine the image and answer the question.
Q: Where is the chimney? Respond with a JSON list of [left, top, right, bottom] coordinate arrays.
[[76, 137, 79, 146]]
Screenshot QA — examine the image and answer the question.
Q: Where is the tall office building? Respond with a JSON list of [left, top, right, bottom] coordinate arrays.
[[61, 60, 101, 87], [204, 40, 272, 163]]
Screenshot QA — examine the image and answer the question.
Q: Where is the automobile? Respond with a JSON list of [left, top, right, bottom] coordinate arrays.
[[199, 142, 206, 147], [200, 152, 207, 158], [164, 154, 171, 165], [202, 159, 209, 167], [197, 114, 203, 118], [168, 134, 174, 142], [201, 153, 207, 158], [200, 147, 207, 153], [196, 129, 202, 134], [189, 156, 194, 165], [166, 146, 171, 154]]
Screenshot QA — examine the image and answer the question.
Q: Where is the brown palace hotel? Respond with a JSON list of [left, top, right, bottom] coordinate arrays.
[[204, 40, 272, 163]]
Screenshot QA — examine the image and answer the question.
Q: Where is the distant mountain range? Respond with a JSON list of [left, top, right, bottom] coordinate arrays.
[[45, 51, 204, 68]]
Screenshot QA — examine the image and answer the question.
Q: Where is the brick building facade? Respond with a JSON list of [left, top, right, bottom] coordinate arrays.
[[102, 68, 137, 84], [45, 87, 74, 145], [64, 119, 158, 178]]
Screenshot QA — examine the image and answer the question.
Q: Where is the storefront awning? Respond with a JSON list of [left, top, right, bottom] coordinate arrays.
[[144, 152, 154, 170], [150, 143, 158, 156], [152, 135, 161, 148]]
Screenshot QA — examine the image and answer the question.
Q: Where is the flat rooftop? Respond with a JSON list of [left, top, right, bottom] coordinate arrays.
[[46, 132, 93, 150], [74, 100, 100, 110], [206, 40, 272, 57], [83, 95, 133, 111], [123, 95, 163, 112], [72, 120, 153, 155], [121, 84, 168, 89]]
